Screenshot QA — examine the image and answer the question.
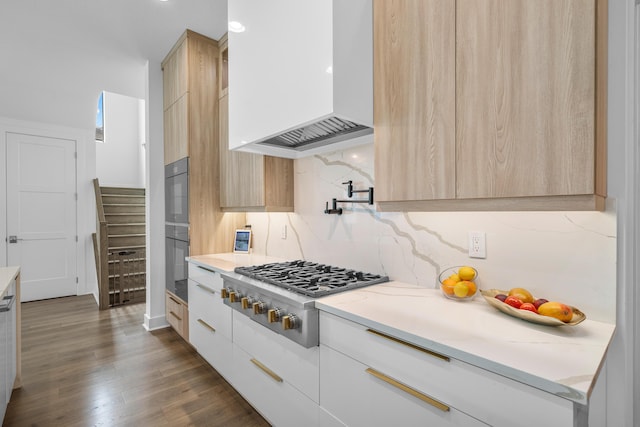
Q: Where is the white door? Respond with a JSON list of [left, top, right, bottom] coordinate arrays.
[[6, 132, 77, 301]]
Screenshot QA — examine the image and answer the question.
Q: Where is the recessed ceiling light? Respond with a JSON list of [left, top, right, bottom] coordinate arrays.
[[228, 21, 246, 33], [326, 66, 333, 74]]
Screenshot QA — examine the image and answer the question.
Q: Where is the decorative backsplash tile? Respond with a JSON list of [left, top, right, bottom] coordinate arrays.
[[248, 144, 616, 323]]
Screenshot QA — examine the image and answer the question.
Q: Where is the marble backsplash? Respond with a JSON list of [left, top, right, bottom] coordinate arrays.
[[246, 144, 617, 323]]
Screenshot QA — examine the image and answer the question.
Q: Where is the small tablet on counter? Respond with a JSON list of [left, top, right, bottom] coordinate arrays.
[[233, 229, 252, 253]]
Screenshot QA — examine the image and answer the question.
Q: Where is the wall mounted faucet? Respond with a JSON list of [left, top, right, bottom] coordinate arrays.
[[324, 181, 374, 215]]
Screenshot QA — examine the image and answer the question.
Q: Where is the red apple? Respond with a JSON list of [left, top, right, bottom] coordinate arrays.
[[519, 303, 538, 313], [504, 296, 523, 309], [495, 294, 508, 302]]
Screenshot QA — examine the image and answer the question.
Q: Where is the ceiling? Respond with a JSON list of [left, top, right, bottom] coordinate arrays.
[[0, 0, 228, 129]]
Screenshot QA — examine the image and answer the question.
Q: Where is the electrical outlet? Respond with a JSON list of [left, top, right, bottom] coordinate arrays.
[[281, 224, 287, 240], [468, 231, 486, 259]]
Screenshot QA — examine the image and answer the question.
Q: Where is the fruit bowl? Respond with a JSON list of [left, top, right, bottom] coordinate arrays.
[[481, 289, 586, 326], [438, 266, 479, 301]]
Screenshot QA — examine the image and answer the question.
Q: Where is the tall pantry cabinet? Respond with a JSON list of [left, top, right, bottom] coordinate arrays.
[[374, 0, 607, 211], [162, 30, 246, 340]]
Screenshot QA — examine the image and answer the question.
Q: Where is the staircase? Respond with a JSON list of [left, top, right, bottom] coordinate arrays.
[[93, 179, 146, 309]]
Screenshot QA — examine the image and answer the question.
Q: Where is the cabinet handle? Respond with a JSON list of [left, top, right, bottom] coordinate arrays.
[[197, 265, 217, 274], [197, 318, 216, 333], [196, 284, 216, 295], [366, 329, 449, 362], [250, 358, 283, 383], [169, 311, 182, 321], [365, 368, 449, 412], [168, 296, 182, 305]]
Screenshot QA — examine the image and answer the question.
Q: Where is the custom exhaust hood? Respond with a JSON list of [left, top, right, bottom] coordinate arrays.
[[228, 0, 373, 159]]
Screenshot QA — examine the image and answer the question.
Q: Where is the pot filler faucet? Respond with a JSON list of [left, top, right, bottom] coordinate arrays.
[[324, 180, 374, 215]]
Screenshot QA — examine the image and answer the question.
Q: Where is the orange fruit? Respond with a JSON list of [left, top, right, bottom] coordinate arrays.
[[441, 278, 457, 295], [463, 280, 477, 296]]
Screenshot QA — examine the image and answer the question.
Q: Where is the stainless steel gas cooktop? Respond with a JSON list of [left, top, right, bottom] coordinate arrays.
[[233, 259, 389, 298]]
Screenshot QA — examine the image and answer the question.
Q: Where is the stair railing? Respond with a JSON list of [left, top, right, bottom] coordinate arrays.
[[93, 178, 110, 310]]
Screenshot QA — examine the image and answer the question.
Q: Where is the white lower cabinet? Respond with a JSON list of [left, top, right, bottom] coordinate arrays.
[[319, 312, 576, 427], [187, 275, 234, 380], [321, 345, 487, 427], [231, 344, 320, 427]]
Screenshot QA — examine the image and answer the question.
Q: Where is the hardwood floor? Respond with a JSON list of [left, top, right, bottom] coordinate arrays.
[[3, 295, 270, 426]]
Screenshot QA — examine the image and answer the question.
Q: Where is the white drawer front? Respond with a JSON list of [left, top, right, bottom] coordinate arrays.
[[320, 345, 488, 427], [233, 313, 319, 403], [187, 279, 232, 339], [232, 344, 319, 427], [320, 312, 574, 427], [188, 314, 234, 381], [188, 262, 223, 291]]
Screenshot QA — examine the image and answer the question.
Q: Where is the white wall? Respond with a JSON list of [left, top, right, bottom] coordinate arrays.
[[96, 91, 145, 188]]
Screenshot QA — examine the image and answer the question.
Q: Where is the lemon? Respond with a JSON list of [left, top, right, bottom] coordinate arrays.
[[449, 274, 461, 282], [453, 282, 469, 298], [458, 266, 476, 281]]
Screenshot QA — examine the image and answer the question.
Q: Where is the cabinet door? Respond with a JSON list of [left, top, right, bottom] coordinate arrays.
[[374, 0, 455, 203], [219, 94, 266, 209], [456, 0, 596, 199], [162, 38, 188, 110], [163, 94, 189, 165]]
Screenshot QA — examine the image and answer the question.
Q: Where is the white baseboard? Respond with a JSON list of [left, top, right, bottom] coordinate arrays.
[[143, 313, 169, 331]]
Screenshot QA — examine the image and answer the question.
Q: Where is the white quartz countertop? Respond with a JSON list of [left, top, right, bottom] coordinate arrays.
[[0, 266, 20, 296], [187, 253, 288, 273], [315, 281, 615, 405]]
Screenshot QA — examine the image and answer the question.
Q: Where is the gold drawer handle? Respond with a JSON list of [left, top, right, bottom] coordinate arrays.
[[366, 329, 449, 362], [169, 311, 182, 321], [197, 265, 217, 274], [168, 296, 181, 305], [197, 318, 216, 333], [196, 284, 216, 295], [250, 358, 283, 383], [366, 368, 449, 412]]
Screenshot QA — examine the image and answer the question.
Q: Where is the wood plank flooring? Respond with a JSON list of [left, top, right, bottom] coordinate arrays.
[[3, 295, 270, 426]]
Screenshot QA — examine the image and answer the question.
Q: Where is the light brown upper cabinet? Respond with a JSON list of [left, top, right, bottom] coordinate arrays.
[[218, 35, 294, 212], [162, 30, 217, 166], [375, 0, 607, 211], [374, 0, 456, 205]]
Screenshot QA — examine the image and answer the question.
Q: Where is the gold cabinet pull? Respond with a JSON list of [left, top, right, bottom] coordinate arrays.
[[250, 358, 283, 383], [197, 318, 216, 333], [197, 265, 217, 274], [196, 283, 216, 295], [366, 329, 449, 362], [168, 295, 182, 305], [169, 311, 182, 321], [365, 368, 449, 412]]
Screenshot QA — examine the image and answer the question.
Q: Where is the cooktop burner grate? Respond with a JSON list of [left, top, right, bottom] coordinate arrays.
[[234, 260, 389, 297]]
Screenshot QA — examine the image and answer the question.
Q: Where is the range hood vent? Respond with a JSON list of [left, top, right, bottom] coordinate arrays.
[[228, 0, 373, 159], [257, 117, 373, 152]]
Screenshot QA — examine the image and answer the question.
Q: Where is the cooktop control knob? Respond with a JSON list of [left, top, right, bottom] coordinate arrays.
[[241, 296, 254, 310], [229, 291, 243, 303], [282, 314, 299, 330], [220, 288, 229, 299], [267, 308, 282, 323], [253, 301, 266, 315]]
